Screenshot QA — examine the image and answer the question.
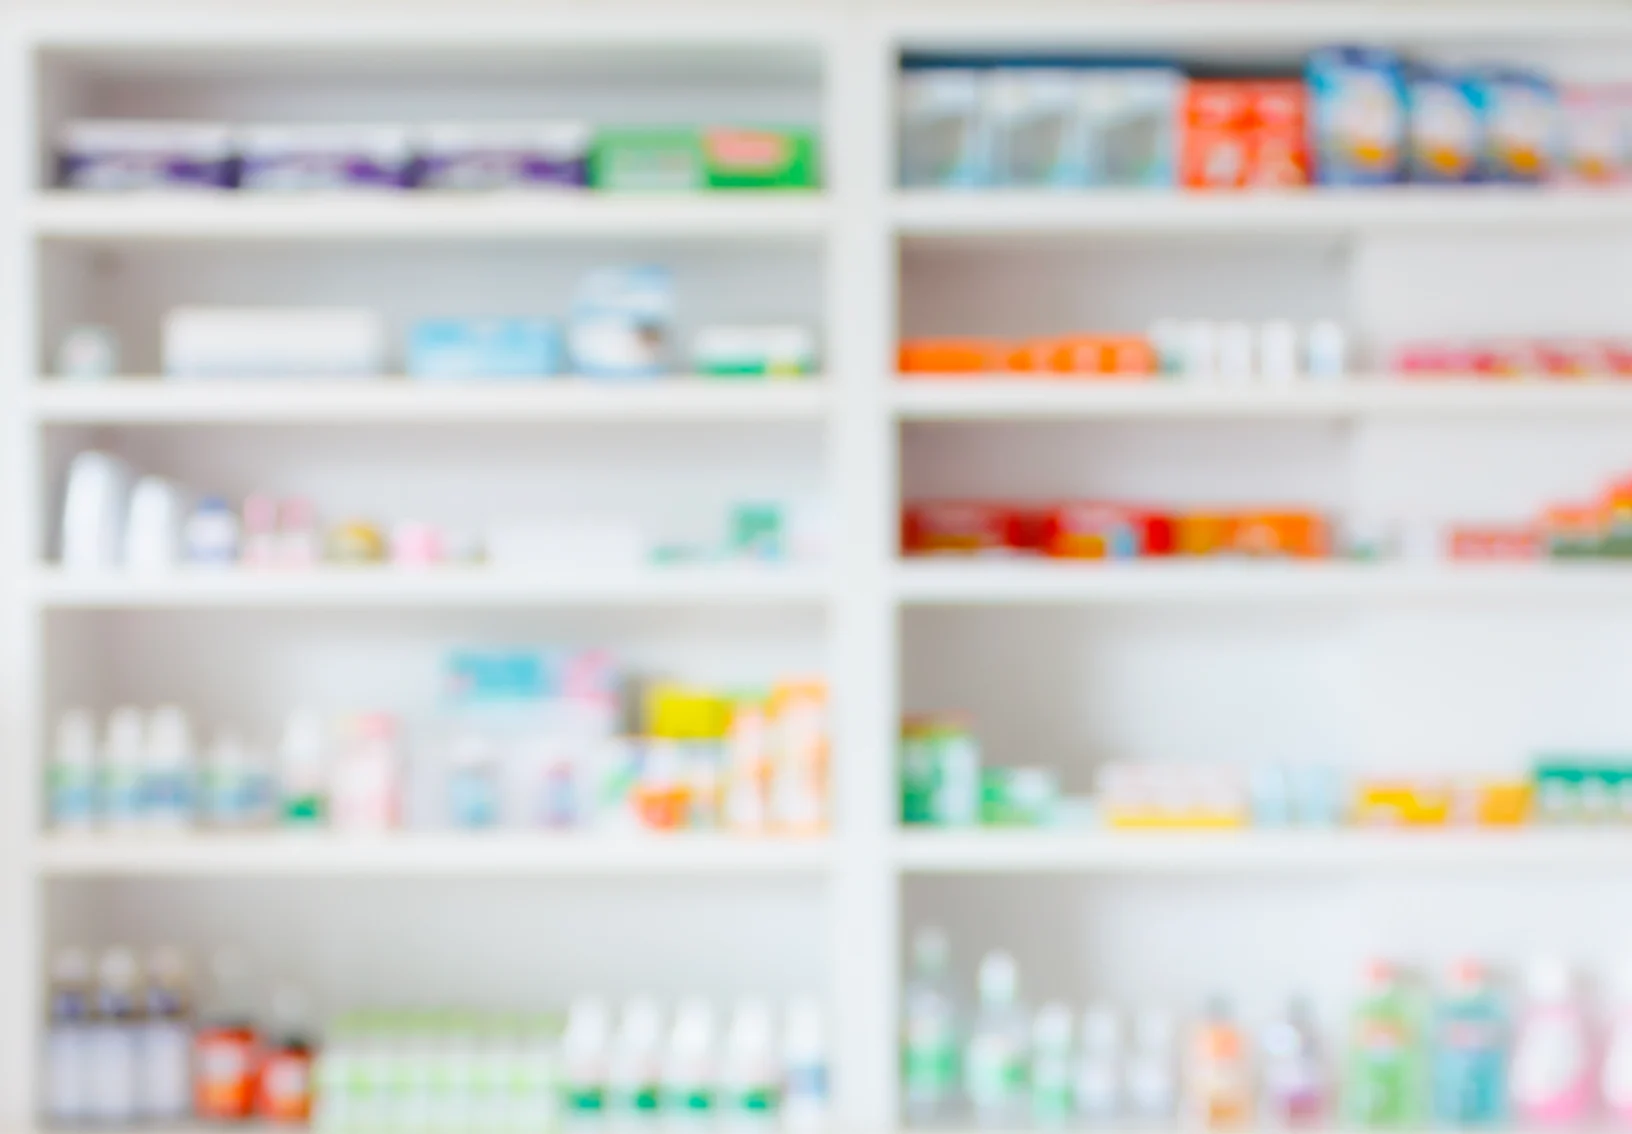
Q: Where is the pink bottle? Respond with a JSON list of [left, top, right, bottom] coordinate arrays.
[[1511, 959, 1595, 1128], [1603, 961, 1632, 1126]]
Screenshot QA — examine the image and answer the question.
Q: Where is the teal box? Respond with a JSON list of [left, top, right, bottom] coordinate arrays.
[[408, 318, 562, 380]]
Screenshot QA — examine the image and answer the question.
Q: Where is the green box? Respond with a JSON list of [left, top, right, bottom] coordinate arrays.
[[591, 129, 706, 191], [701, 127, 820, 189], [979, 766, 1059, 827]]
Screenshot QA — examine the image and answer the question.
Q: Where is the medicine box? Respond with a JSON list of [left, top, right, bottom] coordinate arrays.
[[407, 319, 563, 380]]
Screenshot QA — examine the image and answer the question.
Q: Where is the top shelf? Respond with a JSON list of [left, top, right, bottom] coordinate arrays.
[[29, 193, 831, 244], [892, 190, 1632, 241]]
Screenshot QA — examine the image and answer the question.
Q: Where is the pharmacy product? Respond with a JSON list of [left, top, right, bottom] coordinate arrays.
[[258, 986, 314, 1124], [278, 709, 329, 825], [1085, 67, 1182, 188], [194, 949, 259, 1121], [162, 307, 387, 380], [769, 680, 829, 833], [1511, 960, 1594, 1127], [1183, 82, 1253, 189], [1345, 961, 1425, 1128], [1603, 961, 1632, 1123], [140, 705, 196, 828], [417, 122, 590, 190], [722, 1000, 781, 1124], [903, 928, 959, 1124], [899, 66, 993, 188], [703, 128, 819, 189], [1476, 68, 1560, 184], [101, 707, 146, 829], [1126, 1011, 1179, 1123], [1307, 321, 1348, 378], [60, 450, 132, 571], [1407, 66, 1482, 183], [57, 325, 120, 381], [1432, 959, 1507, 1127], [1075, 1006, 1123, 1124], [237, 124, 415, 191], [569, 266, 674, 379], [609, 998, 665, 1121], [46, 949, 94, 1126], [965, 952, 1028, 1127], [1031, 1003, 1074, 1126], [563, 997, 613, 1117], [330, 713, 402, 831], [123, 477, 185, 571], [1188, 998, 1252, 1131], [783, 997, 830, 1133], [900, 718, 981, 827], [590, 129, 705, 191], [1562, 86, 1627, 184], [692, 326, 817, 377], [990, 67, 1086, 187], [202, 733, 270, 828], [58, 121, 235, 191], [1307, 47, 1408, 185], [87, 949, 142, 1125], [183, 497, 241, 565], [51, 709, 99, 830], [664, 998, 719, 1119], [1261, 998, 1327, 1128], [406, 318, 563, 380], [138, 948, 192, 1122]]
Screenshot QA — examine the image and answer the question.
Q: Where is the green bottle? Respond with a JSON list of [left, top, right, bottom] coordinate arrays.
[[1346, 960, 1426, 1128]]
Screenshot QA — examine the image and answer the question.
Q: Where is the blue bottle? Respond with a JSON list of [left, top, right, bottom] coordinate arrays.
[[1432, 959, 1507, 1127]]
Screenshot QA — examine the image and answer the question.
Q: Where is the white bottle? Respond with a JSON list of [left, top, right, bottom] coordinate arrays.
[[45, 948, 95, 1126], [965, 952, 1027, 1128], [123, 476, 185, 571], [562, 997, 613, 1124], [1217, 322, 1256, 385], [1603, 960, 1632, 1122], [204, 731, 271, 828], [1076, 1005, 1124, 1124], [722, 999, 780, 1128], [1031, 1002, 1075, 1126], [101, 706, 147, 829], [609, 998, 665, 1128], [141, 705, 196, 828], [60, 450, 131, 572], [902, 927, 958, 1126], [663, 998, 718, 1126], [278, 708, 330, 826], [86, 948, 142, 1124], [1125, 1011, 1178, 1124], [138, 947, 192, 1121], [782, 996, 829, 1134], [51, 708, 99, 830], [1306, 321, 1348, 380]]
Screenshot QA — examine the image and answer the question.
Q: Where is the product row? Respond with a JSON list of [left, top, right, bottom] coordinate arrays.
[[902, 469, 1632, 563], [48, 651, 829, 835], [1394, 338, 1632, 380], [898, 320, 1347, 382], [900, 47, 1618, 190], [57, 271, 817, 383], [43, 946, 831, 1133], [58, 452, 826, 573], [901, 723, 1629, 829], [57, 121, 821, 193], [901, 930, 1632, 1131]]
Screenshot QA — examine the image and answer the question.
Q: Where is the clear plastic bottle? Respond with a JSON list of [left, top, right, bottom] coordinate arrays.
[[137, 947, 192, 1122], [1126, 1011, 1178, 1125], [102, 706, 146, 830], [783, 996, 830, 1134], [663, 998, 718, 1128], [50, 709, 98, 831], [562, 997, 613, 1124], [721, 999, 780, 1128], [1076, 1005, 1124, 1125], [1432, 959, 1507, 1128], [1030, 1002, 1074, 1127], [204, 731, 271, 829], [86, 947, 142, 1124], [1511, 959, 1594, 1129], [610, 998, 665, 1129], [902, 927, 959, 1126], [45, 947, 95, 1127], [1188, 997, 1252, 1131], [1261, 997, 1327, 1129], [964, 951, 1028, 1128], [1604, 960, 1632, 1127], [141, 705, 196, 828], [279, 708, 330, 826]]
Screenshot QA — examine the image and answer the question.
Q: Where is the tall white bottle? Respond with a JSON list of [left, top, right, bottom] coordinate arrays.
[[783, 996, 830, 1133], [966, 952, 1028, 1128], [902, 927, 959, 1127], [101, 707, 146, 829]]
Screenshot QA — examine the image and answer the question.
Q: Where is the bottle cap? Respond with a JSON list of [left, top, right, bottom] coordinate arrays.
[[672, 997, 716, 1050], [978, 951, 1018, 1006], [145, 705, 194, 767], [1526, 958, 1573, 1002], [105, 706, 146, 765], [620, 997, 664, 1046], [728, 999, 775, 1051]]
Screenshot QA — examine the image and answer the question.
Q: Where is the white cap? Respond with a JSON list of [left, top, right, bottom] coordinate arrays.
[[1136, 1010, 1174, 1053], [619, 997, 664, 1047], [727, 998, 776, 1053], [1526, 958, 1574, 1002], [279, 708, 328, 764], [105, 706, 146, 765], [1034, 1002, 1072, 1048], [1083, 1004, 1122, 1051], [978, 951, 1018, 1006], [565, 996, 613, 1047], [56, 709, 97, 767], [98, 946, 142, 993], [147, 946, 188, 988], [145, 705, 194, 768], [671, 997, 717, 1052]]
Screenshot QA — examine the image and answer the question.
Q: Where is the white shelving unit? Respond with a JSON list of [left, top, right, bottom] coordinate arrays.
[[9, 3, 1632, 1133]]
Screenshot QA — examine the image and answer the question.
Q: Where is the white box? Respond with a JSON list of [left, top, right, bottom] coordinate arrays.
[[161, 307, 387, 380]]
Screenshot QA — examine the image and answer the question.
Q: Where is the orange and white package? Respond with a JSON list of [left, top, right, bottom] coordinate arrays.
[[769, 680, 828, 834]]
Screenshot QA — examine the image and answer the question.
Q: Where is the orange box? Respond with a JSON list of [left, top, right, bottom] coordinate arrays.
[[1182, 81, 1254, 189], [899, 338, 1006, 375], [1447, 525, 1541, 561], [1246, 81, 1311, 187], [1471, 781, 1532, 826], [1227, 512, 1330, 558], [1354, 781, 1453, 827], [1176, 512, 1232, 555]]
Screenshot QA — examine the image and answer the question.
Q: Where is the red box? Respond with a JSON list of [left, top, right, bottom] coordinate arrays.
[[902, 502, 1046, 557], [1447, 525, 1542, 561], [1182, 81, 1254, 190], [1246, 81, 1310, 188], [1043, 503, 1175, 559]]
